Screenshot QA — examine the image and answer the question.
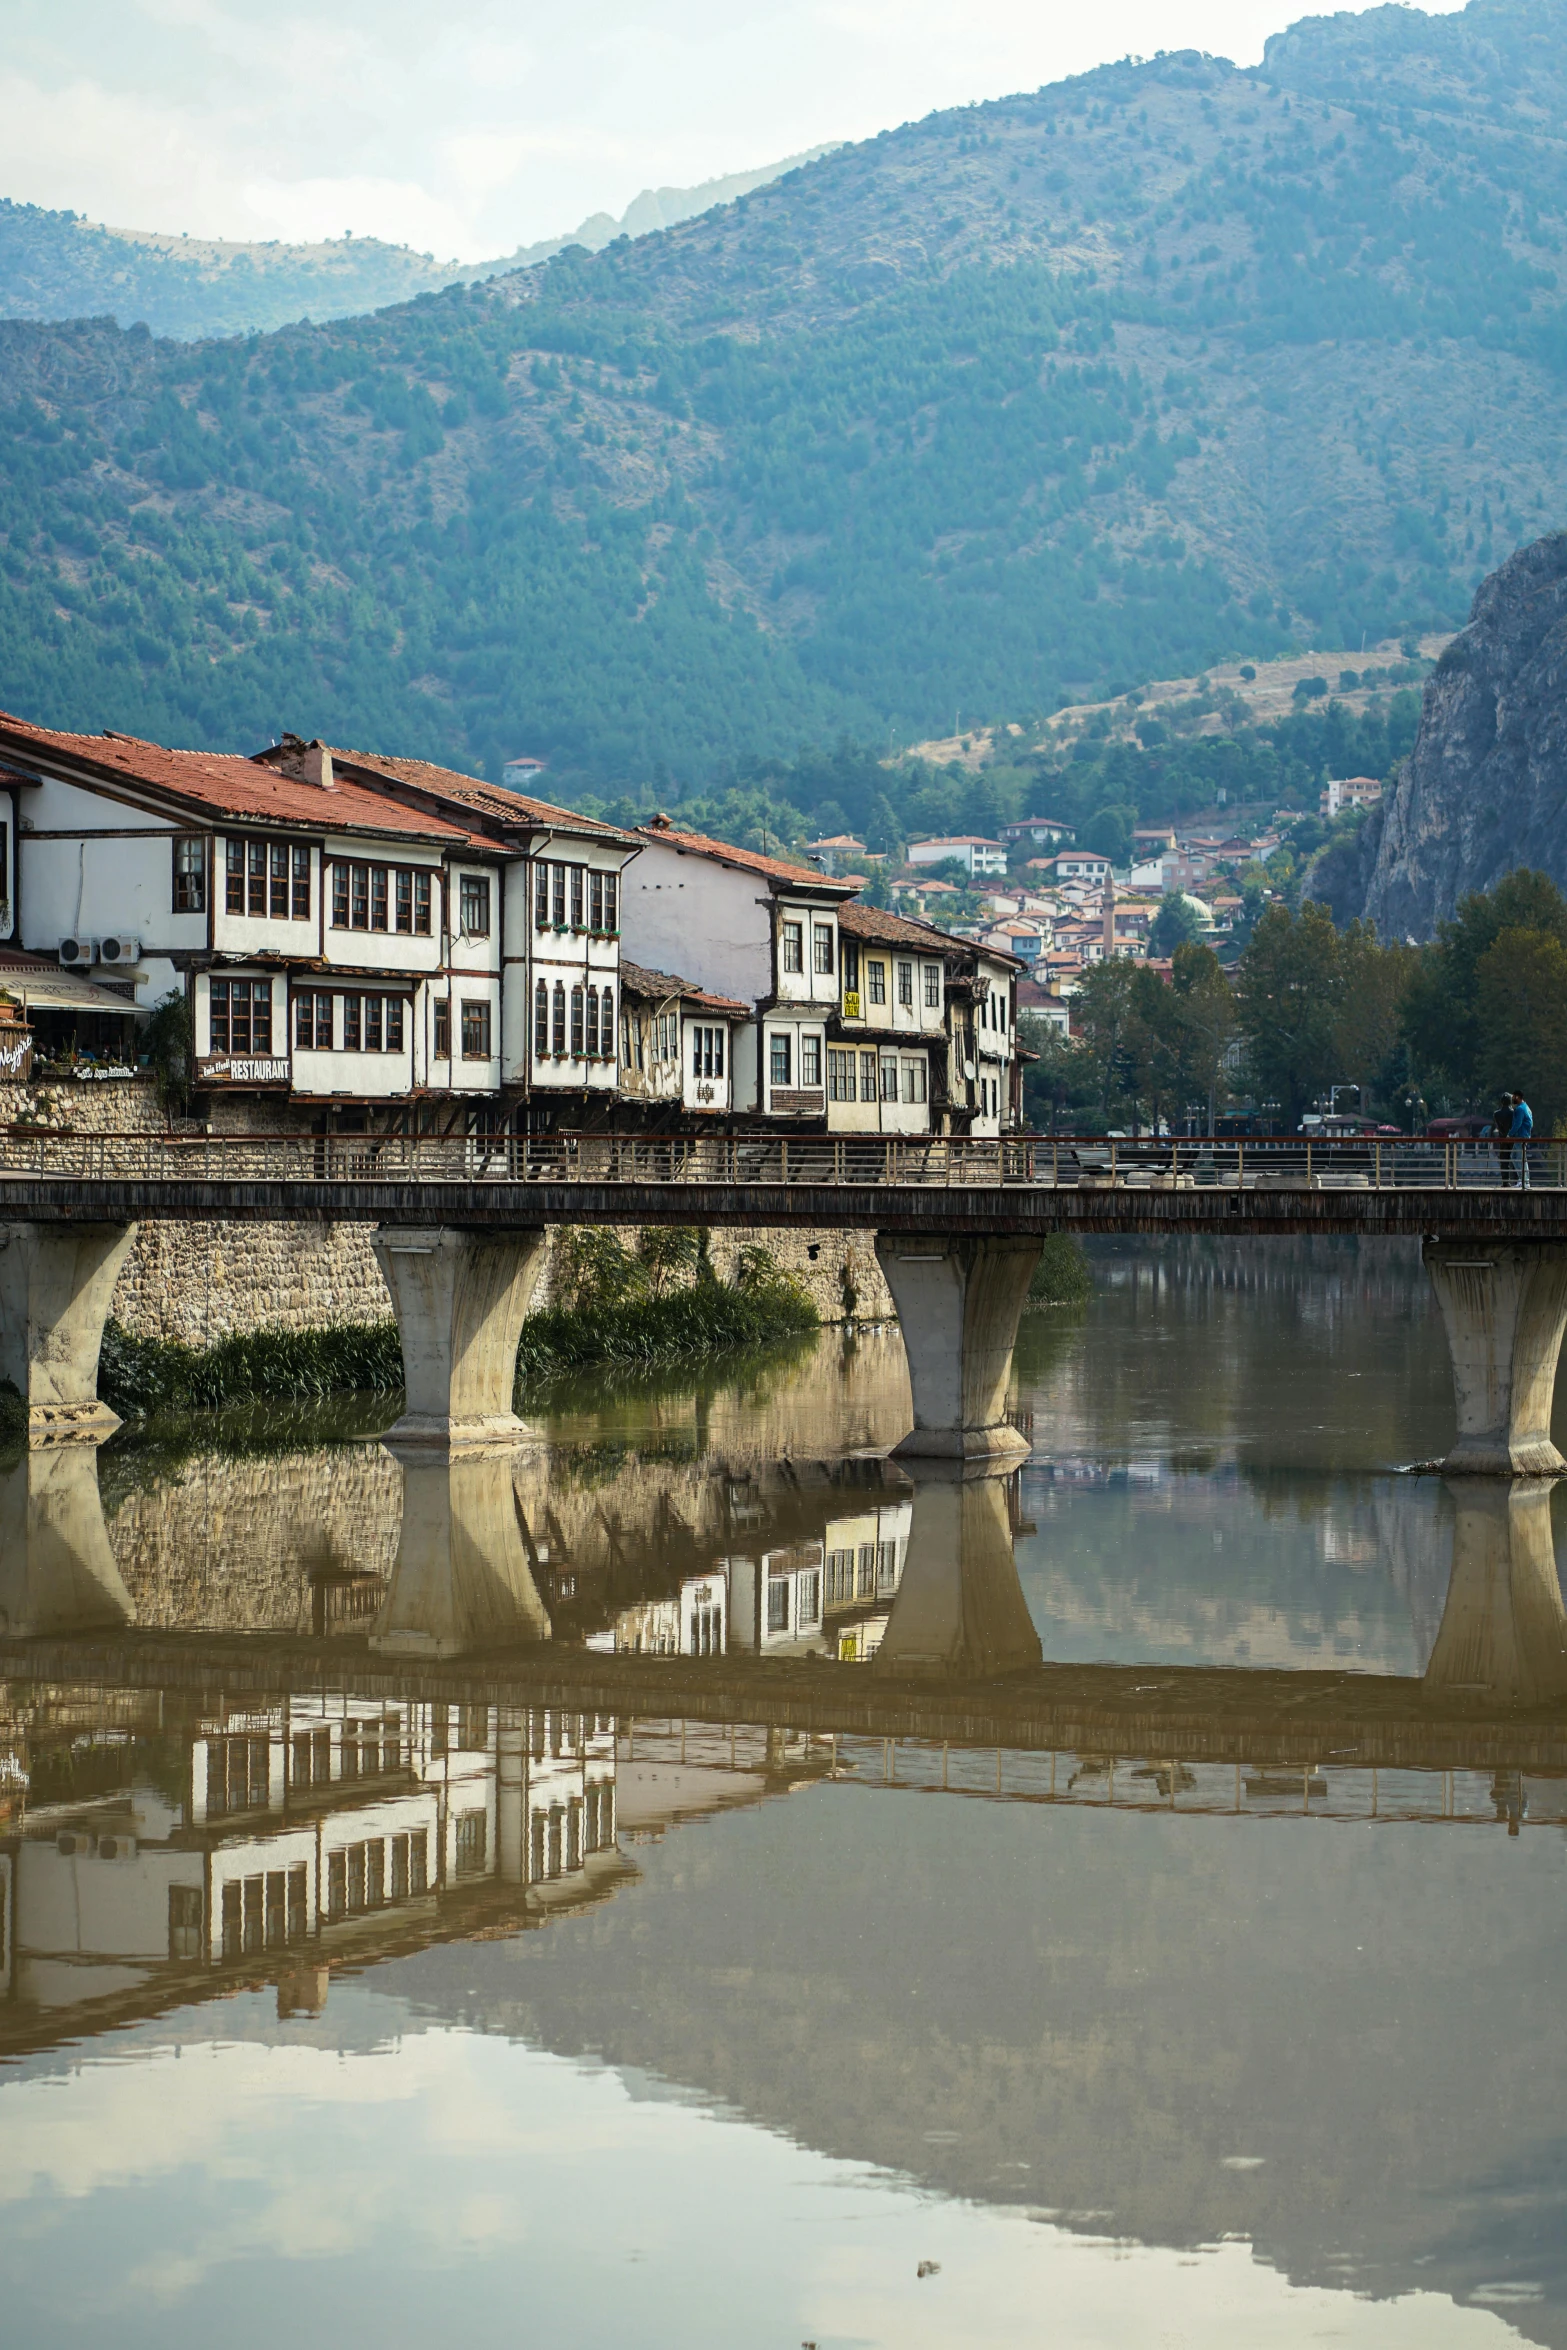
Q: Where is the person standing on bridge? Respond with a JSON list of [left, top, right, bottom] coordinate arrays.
[[1509, 1091, 1534, 1188], [1490, 1093, 1513, 1182]]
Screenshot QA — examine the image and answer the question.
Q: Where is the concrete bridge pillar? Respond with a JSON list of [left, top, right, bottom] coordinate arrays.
[[371, 1224, 546, 1450], [370, 1447, 553, 1659], [0, 1220, 135, 1444], [0, 1444, 134, 1637], [874, 1232, 1038, 1459], [873, 1463, 1041, 1679], [1424, 1479, 1567, 1704], [1423, 1239, 1567, 1474]]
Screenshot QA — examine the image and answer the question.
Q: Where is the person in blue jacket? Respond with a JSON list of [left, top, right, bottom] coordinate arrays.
[[1509, 1091, 1534, 1187]]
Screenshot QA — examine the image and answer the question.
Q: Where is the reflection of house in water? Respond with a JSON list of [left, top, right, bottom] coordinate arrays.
[[1, 1696, 618, 2030], [590, 1572, 727, 1658], [821, 1500, 912, 1662]]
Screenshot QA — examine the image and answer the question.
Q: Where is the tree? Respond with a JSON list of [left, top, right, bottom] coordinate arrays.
[[1017, 1011, 1091, 1132], [1148, 891, 1203, 958], [1333, 920, 1417, 1115], [1168, 941, 1237, 1131], [1401, 869, 1567, 1102], [1473, 928, 1567, 1133], [1234, 901, 1343, 1128], [141, 988, 193, 1127], [1071, 959, 1142, 1121]]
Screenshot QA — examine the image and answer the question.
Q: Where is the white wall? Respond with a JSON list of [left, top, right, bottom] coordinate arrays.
[[623, 841, 771, 1006]]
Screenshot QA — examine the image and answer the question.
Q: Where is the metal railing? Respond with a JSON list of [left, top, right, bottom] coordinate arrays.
[[0, 1126, 1562, 1192]]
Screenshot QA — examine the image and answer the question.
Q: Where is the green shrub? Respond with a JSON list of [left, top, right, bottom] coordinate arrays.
[[98, 1317, 404, 1417], [1027, 1233, 1093, 1305]]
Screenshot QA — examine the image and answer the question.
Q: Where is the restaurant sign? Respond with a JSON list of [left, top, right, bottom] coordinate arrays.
[[196, 1054, 292, 1087]]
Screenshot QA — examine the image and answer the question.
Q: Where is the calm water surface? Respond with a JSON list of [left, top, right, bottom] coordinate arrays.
[[3, 1239, 1565, 2350]]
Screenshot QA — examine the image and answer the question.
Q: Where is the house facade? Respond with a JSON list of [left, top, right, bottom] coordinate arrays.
[[618, 960, 748, 1121]]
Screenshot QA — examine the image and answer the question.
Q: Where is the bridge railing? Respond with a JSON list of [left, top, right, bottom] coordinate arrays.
[[0, 1127, 1563, 1190]]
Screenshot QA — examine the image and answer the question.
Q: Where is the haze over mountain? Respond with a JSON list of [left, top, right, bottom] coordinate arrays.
[[0, 151, 836, 343], [0, 0, 1563, 832]]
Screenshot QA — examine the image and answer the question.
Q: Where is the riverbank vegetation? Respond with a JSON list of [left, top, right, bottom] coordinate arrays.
[[1027, 1234, 1093, 1306], [94, 1230, 818, 1418]]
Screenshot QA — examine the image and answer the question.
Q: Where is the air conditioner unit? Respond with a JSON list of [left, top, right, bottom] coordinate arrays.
[[55, 1829, 94, 1856], [95, 1833, 138, 1862], [58, 938, 98, 968], [99, 935, 142, 966]]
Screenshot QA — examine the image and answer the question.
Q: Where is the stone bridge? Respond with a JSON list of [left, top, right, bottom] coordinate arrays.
[[3, 1129, 1567, 1464]]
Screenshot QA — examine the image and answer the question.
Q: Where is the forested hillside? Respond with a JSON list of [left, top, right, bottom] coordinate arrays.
[[1, 0, 1565, 832]]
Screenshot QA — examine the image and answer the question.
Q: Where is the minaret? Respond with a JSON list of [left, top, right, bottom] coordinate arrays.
[[1101, 869, 1116, 959]]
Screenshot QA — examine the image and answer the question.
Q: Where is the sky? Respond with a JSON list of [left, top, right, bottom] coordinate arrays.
[[5, 0, 1469, 262]]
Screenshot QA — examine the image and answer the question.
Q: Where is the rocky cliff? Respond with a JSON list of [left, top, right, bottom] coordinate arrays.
[[1362, 534, 1567, 940]]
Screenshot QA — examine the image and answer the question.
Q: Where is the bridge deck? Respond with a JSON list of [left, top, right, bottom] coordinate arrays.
[[0, 1130, 1562, 1234], [8, 1632, 1567, 1774]]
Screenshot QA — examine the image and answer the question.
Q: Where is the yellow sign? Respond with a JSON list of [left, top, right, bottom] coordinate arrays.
[[842, 990, 861, 1018]]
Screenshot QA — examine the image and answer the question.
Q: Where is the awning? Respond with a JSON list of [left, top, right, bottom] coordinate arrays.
[[0, 959, 149, 1018]]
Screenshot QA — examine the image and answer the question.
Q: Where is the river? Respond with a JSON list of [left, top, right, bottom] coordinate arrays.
[[2, 1238, 1565, 2350]]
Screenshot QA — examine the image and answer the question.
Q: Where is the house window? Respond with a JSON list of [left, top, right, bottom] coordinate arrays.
[[168, 1885, 202, 1962], [569, 985, 584, 1058], [433, 999, 451, 1060], [781, 920, 803, 973], [343, 993, 361, 1051], [766, 1579, 790, 1634], [534, 979, 548, 1058], [769, 1031, 792, 1088], [842, 941, 860, 992], [534, 862, 549, 928], [800, 1034, 822, 1087], [454, 1810, 488, 1878], [173, 836, 207, 913], [371, 867, 389, 932], [897, 959, 914, 1007], [585, 987, 599, 1059], [604, 874, 618, 932], [569, 866, 585, 929], [248, 841, 266, 916], [901, 1058, 927, 1104], [867, 959, 886, 1005], [551, 861, 567, 927], [295, 991, 333, 1050], [600, 987, 614, 1054], [459, 874, 490, 936], [209, 979, 271, 1057], [461, 999, 492, 1059], [881, 1057, 898, 1102], [859, 1051, 878, 1102], [415, 872, 432, 934], [552, 982, 566, 1055], [395, 869, 412, 933], [590, 871, 604, 931], [924, 963, 940, 1009], [292, 845, 311, 920], [270, 843, 290, 918], [365, 994, 383, 1053], [813, 923, 835, 976], [828, 1048, 855, 1102], [351, 864, 370, 930], [331, 861, 349, 927]]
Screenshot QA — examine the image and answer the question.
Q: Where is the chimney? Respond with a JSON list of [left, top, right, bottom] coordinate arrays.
[[302, 739, 335, 791]]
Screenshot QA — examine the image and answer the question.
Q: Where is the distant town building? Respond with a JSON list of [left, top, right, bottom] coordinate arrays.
[[907, 836, 1008, 878], [1000, 816, 1076, 850], [502, 756, 547, 789], [804, 833, 868, 874], [1320, 776, 1383, 819]]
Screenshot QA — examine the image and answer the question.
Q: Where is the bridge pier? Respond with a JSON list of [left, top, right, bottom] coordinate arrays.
[[0, 1444, 134, 1637], [873, 1463, 1042, 1678], [370, 1448, 553, 1658], [0, 1220, 135, 1444], [1423, 1239, 1567, 1474], [1424, 1478, 1567, 1704], [875, 1232, 1038, 1459], [371, 1225, 546, 1451]]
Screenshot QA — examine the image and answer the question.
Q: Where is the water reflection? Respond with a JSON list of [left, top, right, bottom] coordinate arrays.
[[7, 1251, 1567, 2347]]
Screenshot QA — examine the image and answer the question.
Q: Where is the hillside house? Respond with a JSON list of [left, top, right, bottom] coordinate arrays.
[[830, 901, 949, 1135], [907, 835, 1007, 878]]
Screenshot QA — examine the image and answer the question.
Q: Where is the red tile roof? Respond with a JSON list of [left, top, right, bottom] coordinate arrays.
[[839, 899, 961, 955], [620, 959, 750, 1017], [0, 713, 469, 847], [321, 748, 637, 845], [635, 816, 854, 892]]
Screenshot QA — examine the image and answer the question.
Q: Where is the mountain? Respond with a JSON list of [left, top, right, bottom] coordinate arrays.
[[1356, 532, 1567, 938], [0, 151, 835, 343], [1, 0, 1566, 817]]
